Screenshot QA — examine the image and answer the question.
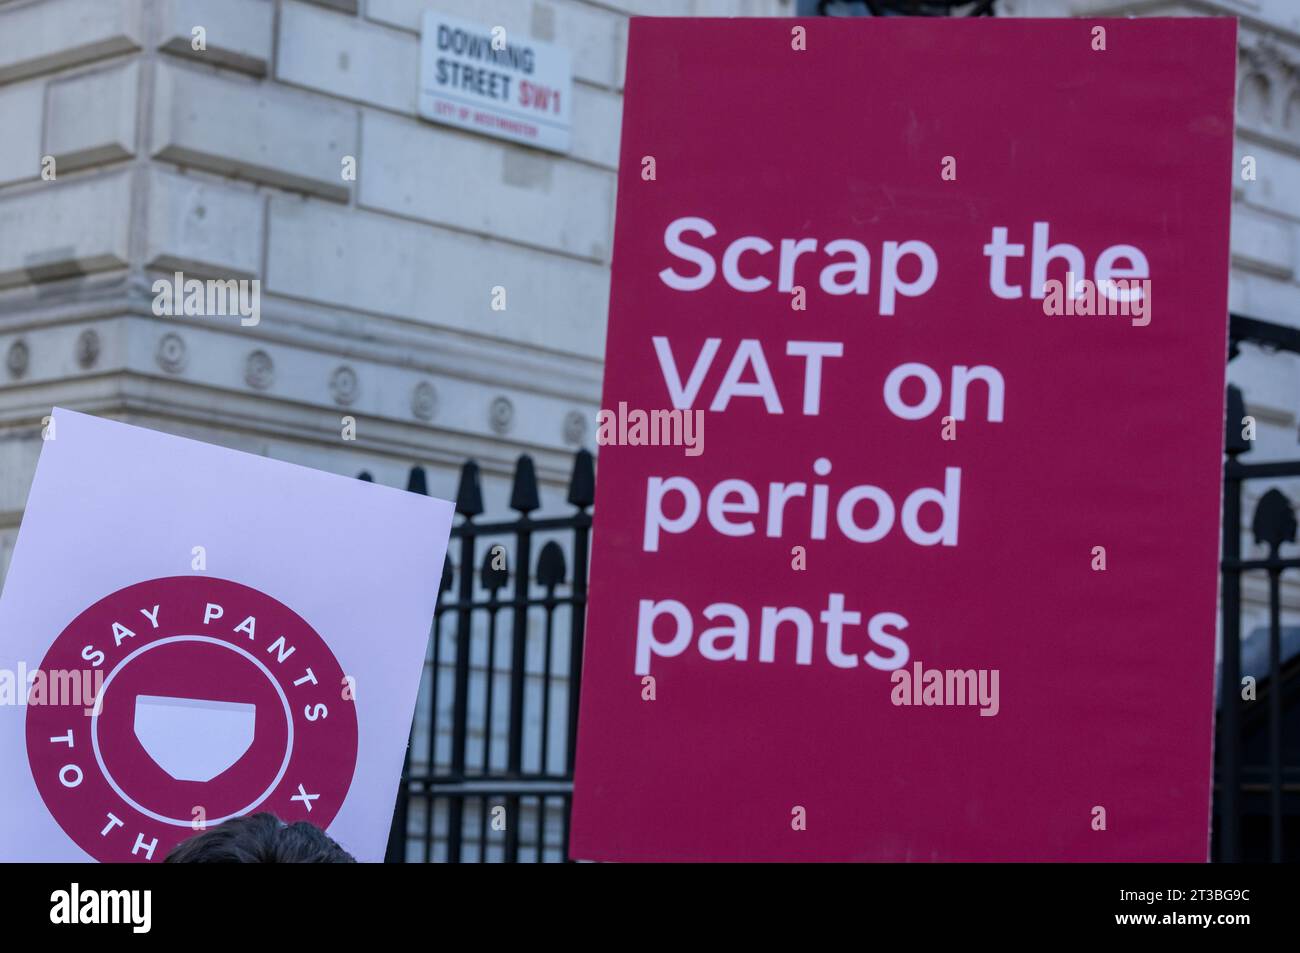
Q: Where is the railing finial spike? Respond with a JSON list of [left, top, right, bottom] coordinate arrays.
[[510, 454, 540, 514], [1252, 487, 1297, 552], [1225, 384, 1251, 457], [455, 459, 484, 517], [537, 540, 567, 590], [567, 448, 595, 508]]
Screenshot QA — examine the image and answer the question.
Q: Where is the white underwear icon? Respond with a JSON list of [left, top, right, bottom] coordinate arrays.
[[133, 695, 256, 782]]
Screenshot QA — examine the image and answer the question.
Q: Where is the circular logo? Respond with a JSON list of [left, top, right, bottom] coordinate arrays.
[[26, 576, 358, 862]]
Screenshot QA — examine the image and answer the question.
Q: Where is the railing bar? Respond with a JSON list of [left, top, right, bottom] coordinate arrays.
[[1268, 565, 1284, 862], [539, 601, 556, 775], [404, 773, 577, 785], [383, 742, 411, 863], [408, 780, 576, 796], [562, 793, 574, 863], [447, 529, 477, 863], [424, 610, 448, 862], [478, 797, 488, 864], [438, 595, 587, 612], [427, 611, 442, 785], [1223, 558, 1300, 571], [504, 519, 532, 862], [1219, 467, 1242, 862], [483, 605, 500, 774], [423, 788, 433, 863], [1230, 313, 1300, 354], [536, 794, 546, 862], [1226, 460, 1300, 479], [452, 514, 591, 535], [567, 508, 590, 778]]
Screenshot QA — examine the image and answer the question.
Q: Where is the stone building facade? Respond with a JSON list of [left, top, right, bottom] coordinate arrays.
[[0, 0, 786, 582]]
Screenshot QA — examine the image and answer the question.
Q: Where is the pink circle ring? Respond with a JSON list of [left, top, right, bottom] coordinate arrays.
[[90, 636, 295, 827], [25, 575, 358, 863]]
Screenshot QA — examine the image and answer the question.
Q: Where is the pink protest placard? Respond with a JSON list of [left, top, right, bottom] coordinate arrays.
[[571, 18, 1236, 861], [0, 409, 452, 862]]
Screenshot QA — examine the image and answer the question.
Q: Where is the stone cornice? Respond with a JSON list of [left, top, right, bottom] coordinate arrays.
[[0, 268, 604, 405]]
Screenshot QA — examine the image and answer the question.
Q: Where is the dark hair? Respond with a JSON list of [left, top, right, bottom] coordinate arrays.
[[164, 812, 357, 863]]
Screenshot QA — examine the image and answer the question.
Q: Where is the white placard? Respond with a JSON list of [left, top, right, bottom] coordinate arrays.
[[0, 409, 453, 862]]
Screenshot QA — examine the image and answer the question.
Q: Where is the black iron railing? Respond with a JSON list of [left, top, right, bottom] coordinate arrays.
[[1216, 315, 1300, 862], [377, 314, 1298, 862], [375, 451, 592, 862]]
